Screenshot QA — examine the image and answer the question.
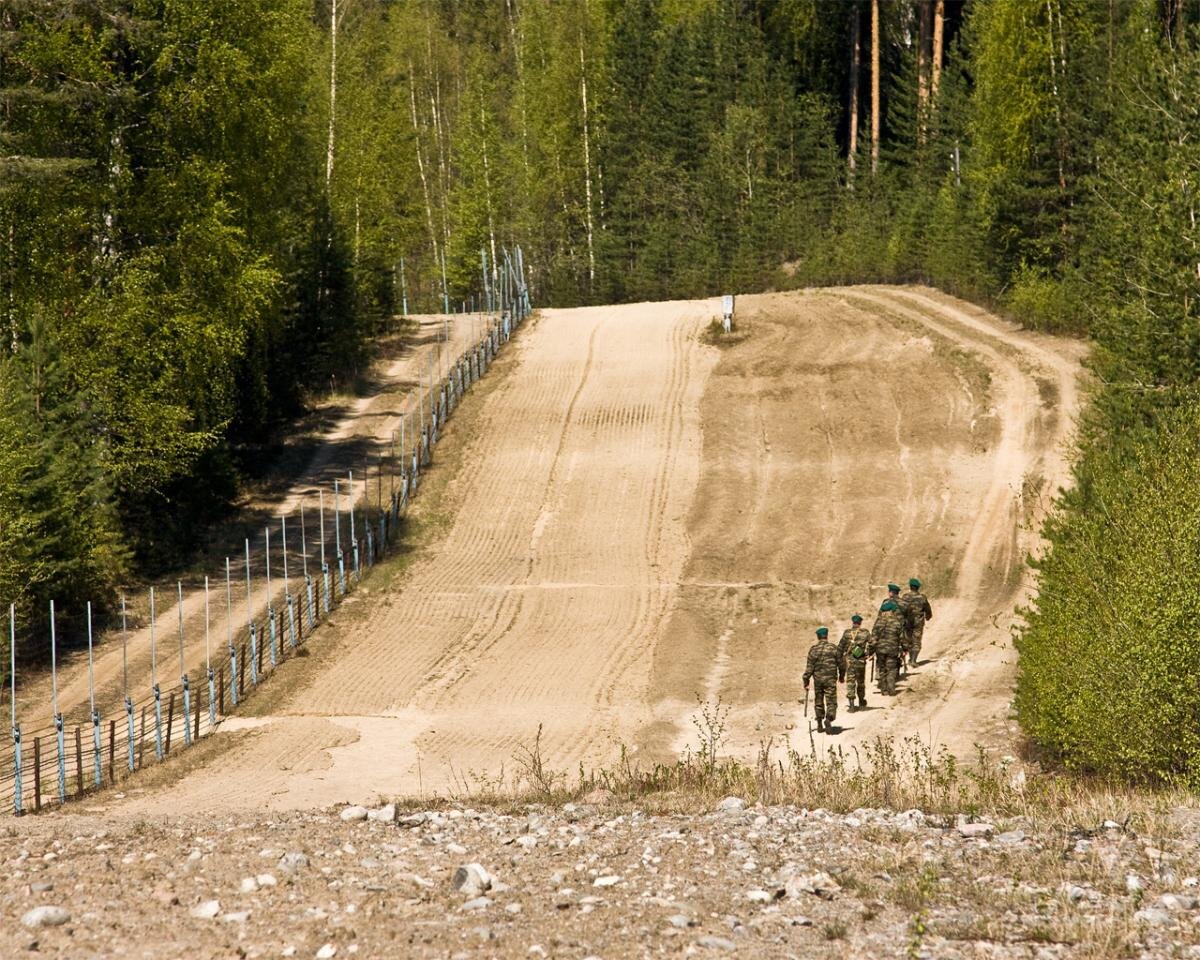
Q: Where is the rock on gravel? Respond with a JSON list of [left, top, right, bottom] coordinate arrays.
[[452, 863, 493, 897], [339, 805, 368, 822], [697, 934, 738, 951], [957, 820, 994, 839], [785, 872, 840, 900], [21, 906, 70, 929], [367, 803, 396, 822], [716, 797, 746, 813], [315, 945, 337, 959], [189, 900, 221, 920], [279, 851, 309, 873]]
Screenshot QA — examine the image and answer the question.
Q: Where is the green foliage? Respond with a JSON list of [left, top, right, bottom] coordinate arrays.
[[1016, 398, 1200, 785]]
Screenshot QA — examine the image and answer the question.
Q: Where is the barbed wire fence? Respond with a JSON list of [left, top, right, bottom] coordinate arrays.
[[2, 245, 533, 816]]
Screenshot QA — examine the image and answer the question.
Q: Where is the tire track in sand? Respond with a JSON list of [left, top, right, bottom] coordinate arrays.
[[117, 300, 720, 812]]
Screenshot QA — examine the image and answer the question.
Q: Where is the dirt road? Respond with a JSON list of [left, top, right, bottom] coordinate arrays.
[[97, 288, 1083, 814]]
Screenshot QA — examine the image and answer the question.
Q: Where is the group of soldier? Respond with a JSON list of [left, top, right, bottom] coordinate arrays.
[[801, 578, 934, 733]]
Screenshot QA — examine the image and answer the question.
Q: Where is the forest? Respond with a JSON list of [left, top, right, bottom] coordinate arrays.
[[2, 0, 1198, 782]]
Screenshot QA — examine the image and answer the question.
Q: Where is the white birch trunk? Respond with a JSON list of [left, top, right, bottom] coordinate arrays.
[[579, 39, 596, 286], [326, 0, 339, 186]]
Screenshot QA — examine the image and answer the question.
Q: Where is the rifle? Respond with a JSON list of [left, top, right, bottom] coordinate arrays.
[[803, 684, 809, 717], [869, 655, 875, 684]]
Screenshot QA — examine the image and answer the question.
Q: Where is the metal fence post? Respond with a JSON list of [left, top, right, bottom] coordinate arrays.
[[283, 514, 297, 648], [10, 605, 20, 814], [121, 595, 135, 772], [265, 527, 277, 669], [151, 588, 164, 762], [177, 582, 191, 748], [226, 557, 238, 708], [50, 600, 66, 804], [301, 503, 316, 629], [349, 470, 360, 580], [245, 539, 258, 687], [204, 575, 215, 730], [86, 602, 101, 787]]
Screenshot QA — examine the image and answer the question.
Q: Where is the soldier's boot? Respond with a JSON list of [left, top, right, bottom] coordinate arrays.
[[814, 717, 825, 733], [858, 697, 867, 709], [847, 700, 855, 712]]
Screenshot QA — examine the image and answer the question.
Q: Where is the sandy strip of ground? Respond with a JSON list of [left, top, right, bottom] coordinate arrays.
[[98, 288, 1083, 814]]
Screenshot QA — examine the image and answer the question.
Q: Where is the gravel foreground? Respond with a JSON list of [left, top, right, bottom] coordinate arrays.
[[4, 797, 1200, 959]]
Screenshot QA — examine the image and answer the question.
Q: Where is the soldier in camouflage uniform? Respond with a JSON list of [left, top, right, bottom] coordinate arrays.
[[884, 582, 907, 668], [900, 577, 933, 667], [803, 626, 842, 733], [869, 600, 905, 696], [837, 614, 872, 712]]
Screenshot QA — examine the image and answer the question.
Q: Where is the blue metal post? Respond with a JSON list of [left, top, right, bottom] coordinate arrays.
[[282, 515, 296, 648], [11, 605, 21, 814], [205, 576, 215, 730], [334, 480, 346, 596], [245, 539, 258, 687], [151, 589, 163, 762], [349, 470, 360, 580], [265, 527, 277, 669], [121, 596, 134, 771], [177, 582, 191, 748], [86, 601, 101, 786], [226, 558, 238, 708]]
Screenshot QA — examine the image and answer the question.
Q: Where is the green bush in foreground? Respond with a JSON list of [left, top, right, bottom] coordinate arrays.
[[1016, 398, 1200, 785]]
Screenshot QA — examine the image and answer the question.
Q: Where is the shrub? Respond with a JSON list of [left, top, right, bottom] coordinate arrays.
[[1015, 397, 1200, 784]]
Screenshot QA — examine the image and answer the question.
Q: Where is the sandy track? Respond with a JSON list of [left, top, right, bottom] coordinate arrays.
[[649, 287, 1084, 762], [104, 288, 1082, 814], [117, 300, 721, 812]]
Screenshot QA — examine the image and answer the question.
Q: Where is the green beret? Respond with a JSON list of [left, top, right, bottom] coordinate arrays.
[[851, 614, 863, 623], [880, 600, 899, 612], [909, 577, 921, 589], [815, 626, 829, 638], [888, 583, 900, 593]]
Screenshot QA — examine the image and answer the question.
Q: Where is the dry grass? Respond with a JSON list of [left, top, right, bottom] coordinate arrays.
[[420, 699, 1196, 837]]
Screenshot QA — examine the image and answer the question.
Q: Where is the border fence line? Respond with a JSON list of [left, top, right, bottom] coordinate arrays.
[[2, 246, 533, 816]]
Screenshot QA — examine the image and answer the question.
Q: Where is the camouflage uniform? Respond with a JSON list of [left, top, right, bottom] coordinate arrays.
[[837, 626, 872, 709], [900, 589, 933, 667], [869, 605, 905, 695], [803, 638, 842, 731]]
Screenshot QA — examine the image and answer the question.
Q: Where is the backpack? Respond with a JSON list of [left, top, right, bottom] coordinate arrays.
[[850, 634, 866, 659]]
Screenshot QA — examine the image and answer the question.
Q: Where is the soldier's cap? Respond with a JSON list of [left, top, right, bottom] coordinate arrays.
[[851, 614, 863, 623], [815, 626, 829, 638], [909, 577, 921, 589], [887, 582, 901, 593], [880, 600, 899, 612]]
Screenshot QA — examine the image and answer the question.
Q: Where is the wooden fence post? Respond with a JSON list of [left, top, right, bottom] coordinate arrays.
[[165, 692, 175, 756], [33, 736, 41, 812], [75, 726, 84, 797]]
